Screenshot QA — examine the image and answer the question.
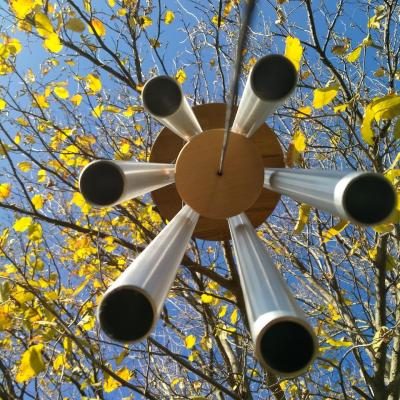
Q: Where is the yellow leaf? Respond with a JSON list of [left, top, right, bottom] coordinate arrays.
[[230, 309, 238, 324], [0, 99, 5, 110], [334, 103, 349, 113], [361, 95, 400, 146], [108, 0, 116, 6], [284, 36, 303, 71], [185, 335, 196, 349], [0, 183, 11, 200], [117, 8, 127, 16], [5, 37, 22, 55], [164, 10, 175, 24], [201, 293, 213, 304], [85, 73, 102, 94], [103, 374, 119, 393], [218, 305, 227, 318], [70, 94, 82, 106], [83, 0, 91, 12], [361, 103, 375, 146], [313, 86, 338, 109], [92, 104, 104, 118], [326, 337, 352, 347], [37, 169, 46, 183], [103, 367, 133, 392], [72, 192, 91, 214], [120, 143, 130, 154], [54, 87, 69, 99], [43, 33, 62, 53], [296, 106, 311, 118], [346, 46, 362, 63], [18, 161, 32, 172], [53, 354, 67, 371], [79, 314, 95, 331], [14, 216, 32, 232], [139, 15, 153, 28], [175, 69, 186, 84], [65, 18, 85, 33], [28, 223, 42, 241], [31, 194, 43, 210], [35, 12, 54, 38], [10, 0, 37, 19], [88, 19, 106, 36], [372, 95, 400, 122], [293, 204, 310, 234], [327, 303, 341, 321], [34, 94, 49, 108], [16, 344, 46, 383], [321, 220, 349, 243], [293, 130, 306, 152], [0, 304, 12, 331]]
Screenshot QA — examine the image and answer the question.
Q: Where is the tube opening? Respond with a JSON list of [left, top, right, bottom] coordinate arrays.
[[79, 161, 124, 207], [343, 174, 396, 225], [250, 54, 297, 101], [260, 321, 315, 375], [98, 286, 154, 343], [142, 76, 182, 117]]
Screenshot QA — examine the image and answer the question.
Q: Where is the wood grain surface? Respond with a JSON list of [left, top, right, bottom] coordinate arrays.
[[149, 103, 284, 241]]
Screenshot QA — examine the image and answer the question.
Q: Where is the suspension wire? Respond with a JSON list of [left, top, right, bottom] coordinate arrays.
[[217, 0, 256, 176]]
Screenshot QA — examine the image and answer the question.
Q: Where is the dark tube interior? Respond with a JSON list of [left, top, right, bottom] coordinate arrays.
[[99, 286, 154, 343], [142, 76, 182, 117], [260, 321, 315, 375], [251, 54, 297, 101], [79, 161, 124, 207], [344, 174, 396, 225]]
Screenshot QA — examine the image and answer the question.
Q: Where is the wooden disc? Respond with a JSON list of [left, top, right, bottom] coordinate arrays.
[[175, 130, 263, 219], [149, 103, 284, 241]]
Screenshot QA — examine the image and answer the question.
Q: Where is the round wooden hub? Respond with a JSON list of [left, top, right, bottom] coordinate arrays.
[[175, 130, 264, 219], [149, 103, 284, 241]]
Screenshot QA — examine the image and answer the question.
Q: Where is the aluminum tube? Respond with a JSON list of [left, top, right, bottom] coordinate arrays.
[[142, 76, 202, 141], [264, 168, 397, 225], [228, 213, 318, 377], [231, 55, 297, 137], [98, 205, 199, 343], [79, 160, 175, 208]]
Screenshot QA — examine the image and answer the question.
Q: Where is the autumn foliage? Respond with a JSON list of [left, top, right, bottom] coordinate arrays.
[[0, 0, 399, 399]]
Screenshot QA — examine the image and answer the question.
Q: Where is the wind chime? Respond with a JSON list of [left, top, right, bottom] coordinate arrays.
[[78, 53, 396, 377]]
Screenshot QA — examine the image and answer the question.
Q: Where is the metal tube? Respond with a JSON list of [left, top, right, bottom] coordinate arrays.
[[228, 213, 318, 377], [264, 168, 397, 225], [79, 160, 175, 208], [231, 54, 298, 137], [142, 76, 202, 141], [98, 205, 199, 343]]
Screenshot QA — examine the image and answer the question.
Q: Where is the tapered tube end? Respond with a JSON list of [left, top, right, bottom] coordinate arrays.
[[258, 320, 316, 377], [251, 55, 297, 101], [342, 174, 396, 225], [98, 286, 155, 343], [79, 161, 124, 207], [142, 76, 182, 117]]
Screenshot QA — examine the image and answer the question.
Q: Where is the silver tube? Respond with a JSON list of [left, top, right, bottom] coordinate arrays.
[[79, 160, 175, 208], [264, 168, 397, 225], [232, 54, 297, 137], [228, 213, 318, 377], [98, 205, 199, 343], [142, 76, 202, 141]]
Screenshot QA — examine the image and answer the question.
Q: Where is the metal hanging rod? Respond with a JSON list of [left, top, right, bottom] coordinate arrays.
[[217, 0, 256, 175]]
